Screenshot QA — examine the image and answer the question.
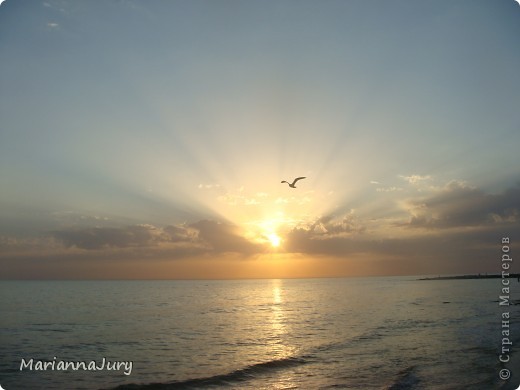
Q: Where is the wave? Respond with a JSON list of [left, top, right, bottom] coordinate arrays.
[[108, 356, 306, 389], [383, 366, 420, 390]]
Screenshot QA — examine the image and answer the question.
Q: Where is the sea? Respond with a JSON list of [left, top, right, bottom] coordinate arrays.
[[1, 277, 519, 390]]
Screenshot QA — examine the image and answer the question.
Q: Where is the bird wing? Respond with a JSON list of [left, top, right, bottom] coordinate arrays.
[[292, 177, 306, 185]]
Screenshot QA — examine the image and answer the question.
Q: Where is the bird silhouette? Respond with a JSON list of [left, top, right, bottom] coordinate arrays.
[[281, 177, 306, 188]]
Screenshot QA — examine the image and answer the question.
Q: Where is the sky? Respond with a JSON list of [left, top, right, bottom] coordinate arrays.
[[0, 0, 519, 279]]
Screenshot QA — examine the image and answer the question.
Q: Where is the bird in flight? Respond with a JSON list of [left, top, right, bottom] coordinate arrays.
[[281, 177, 306, 188]]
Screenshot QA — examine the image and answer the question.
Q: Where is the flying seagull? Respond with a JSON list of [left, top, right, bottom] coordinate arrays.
[[281, 177, 306, 188]]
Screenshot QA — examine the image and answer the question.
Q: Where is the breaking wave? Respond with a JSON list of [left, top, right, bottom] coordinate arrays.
[[108, 356, 307, 389]]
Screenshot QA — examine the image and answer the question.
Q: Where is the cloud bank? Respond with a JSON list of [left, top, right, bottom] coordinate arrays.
[[402, 181, 519, 229], [1, 181, 519, 278], [48, 219, 263, 255]]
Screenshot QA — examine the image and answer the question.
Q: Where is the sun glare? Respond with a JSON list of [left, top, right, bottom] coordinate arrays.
[[243, 217, 286, 248], [267, 232, 281, 247]]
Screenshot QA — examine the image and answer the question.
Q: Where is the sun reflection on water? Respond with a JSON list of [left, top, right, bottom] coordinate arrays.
[[266, 281, 301, 389], [269, 281, 295, 359]]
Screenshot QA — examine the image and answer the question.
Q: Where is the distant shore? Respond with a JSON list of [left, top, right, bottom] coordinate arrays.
[[419, 273, 520, 281]]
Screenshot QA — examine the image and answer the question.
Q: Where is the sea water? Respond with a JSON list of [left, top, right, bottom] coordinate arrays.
[[1, 277, 519, 389]]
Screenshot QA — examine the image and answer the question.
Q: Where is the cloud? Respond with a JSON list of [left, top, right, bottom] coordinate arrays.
[[4, 181, 520, 277], [162, 225, 198, 242], [188, 220, 262, 254], [51, 211, 112, 226], [312, 213, 366, 236], [276, 181, 520, 274], [51, 220, 264, 255], [284, 212, 366, 253], [51, 223, 208, 251], [198, 183, 221, 190], [402, 181, 520, 229], [281, 208, 520, 275], [53, 224, 168, 250], [400, 174, 432, 184], [376, 186, 403, 193], [0, 235, 61, 253], [274, 196, 312, 205], [215, 186, 266, 206]]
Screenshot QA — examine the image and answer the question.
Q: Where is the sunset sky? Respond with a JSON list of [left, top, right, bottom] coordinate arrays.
[[1, 0, 519, 279]]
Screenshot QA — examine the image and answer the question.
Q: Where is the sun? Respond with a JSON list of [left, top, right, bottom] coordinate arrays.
[[267, 232, 281, 247], [243, 214, 289, 249]]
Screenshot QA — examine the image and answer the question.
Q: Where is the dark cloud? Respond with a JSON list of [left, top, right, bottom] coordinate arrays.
[[403, 181, 520, 229], [314, 214, 366, 235], [280, 184, 520, 274], [163, 225, 198, 242], [52, 220, 263, 254], [53, 224, 165, 250], [284, 213, 366, 254], [52, 223, 200, 250], [284, 218, 520, 274], [188, 219, 263, 254]]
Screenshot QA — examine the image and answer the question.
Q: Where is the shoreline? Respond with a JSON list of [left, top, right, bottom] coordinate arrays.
[[418, 274, 520, 281]]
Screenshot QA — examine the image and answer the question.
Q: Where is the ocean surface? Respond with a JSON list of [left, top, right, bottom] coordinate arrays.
[[1, 277, 519, 389]]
